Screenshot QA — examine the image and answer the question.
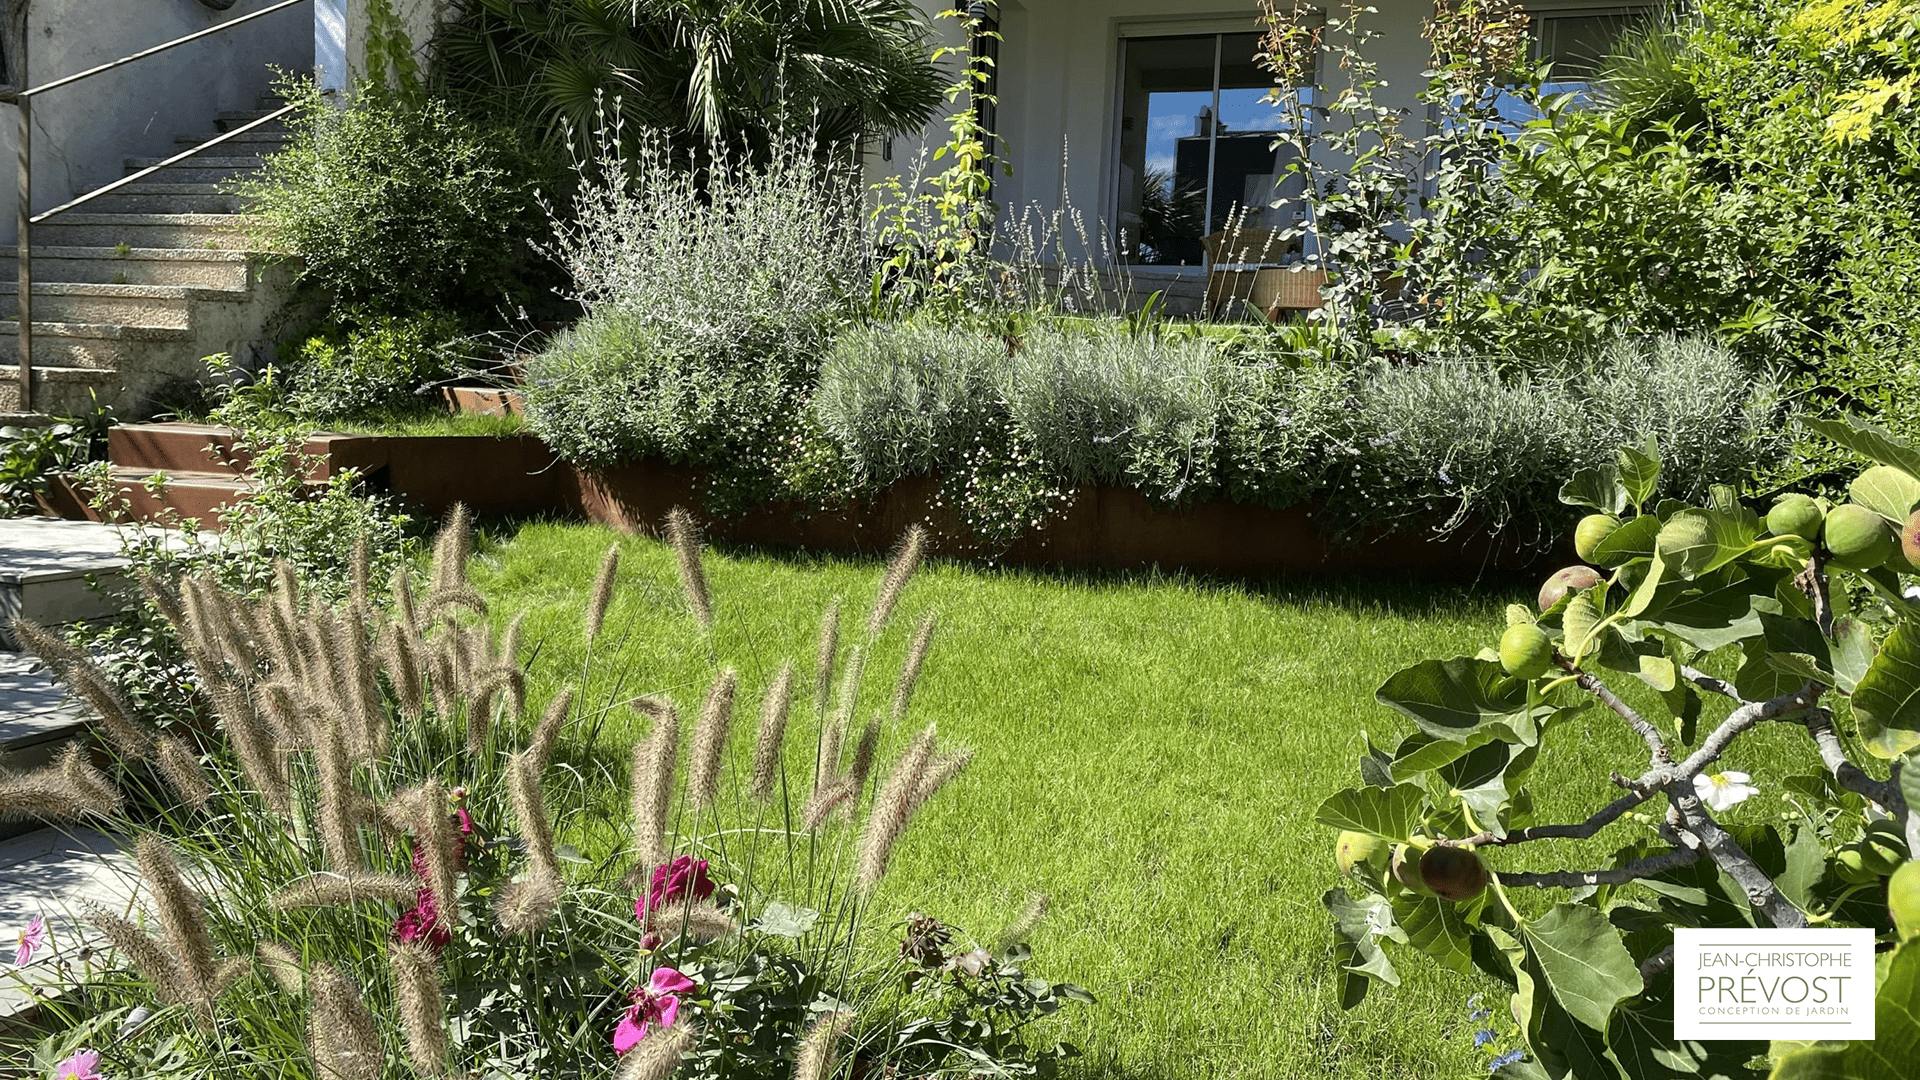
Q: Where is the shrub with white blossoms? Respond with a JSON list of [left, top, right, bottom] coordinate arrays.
[[1324, 420, 1920, 1079], [1, 511, 1088, 1079]]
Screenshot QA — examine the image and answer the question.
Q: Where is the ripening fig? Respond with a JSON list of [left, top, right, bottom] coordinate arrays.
[[1418, 846, 1490, 903], [1824, 504, 1897, 570], [1835, 846, 1879, 886], [1499, 623, 1553, 679], [1766, 493, 1824, 541], [1390, 845, 1434, 897], [1536, 566, 1603, 612], [1336, 830, 1387, 878], [1574, 514, 1622, 565], [1902, 509, 1920, 569], [1891, 862, 1920, 940]]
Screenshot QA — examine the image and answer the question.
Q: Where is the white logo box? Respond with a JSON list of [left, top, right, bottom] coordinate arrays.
[[1673, 928, 1877, 1041]]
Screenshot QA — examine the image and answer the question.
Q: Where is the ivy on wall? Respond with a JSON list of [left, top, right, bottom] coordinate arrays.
[[364, 0, 423, 105]]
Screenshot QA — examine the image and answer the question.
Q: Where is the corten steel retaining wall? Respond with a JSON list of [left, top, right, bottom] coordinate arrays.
[[372, 434, 1556, 577]]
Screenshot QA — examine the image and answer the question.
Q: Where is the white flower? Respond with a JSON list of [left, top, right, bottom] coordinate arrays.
[[1693, 771, 1759, 813]]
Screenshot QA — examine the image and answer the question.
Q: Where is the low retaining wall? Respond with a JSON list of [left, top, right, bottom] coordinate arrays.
[[374, 434, 1554, 577]]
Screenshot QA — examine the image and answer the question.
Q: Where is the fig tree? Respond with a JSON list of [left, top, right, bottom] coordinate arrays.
[[1336, 830, 1386, 877], [1835, 846, 1879, 885], [1536, 565, 1603, 612], [1499, 624, 1554, 679], [1824, 504, 1897, 570], [1892, 862, 1920, 940], [1766, 493, 1824, 541], [1574, 514, 1622, 565], [1418, 846, 1490, 902]]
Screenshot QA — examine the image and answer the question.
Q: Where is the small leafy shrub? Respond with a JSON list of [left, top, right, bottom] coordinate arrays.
[[0, 405, 111, 516], [526, 128, 863, 505], [4, 516, 1088, 1078], [1318, 420, 1920, 1077], [238, 80, 550, 321], [813, 321, 1006, 487], [275, 312, 462, 420]]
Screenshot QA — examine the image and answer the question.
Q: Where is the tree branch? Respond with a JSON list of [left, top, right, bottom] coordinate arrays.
[[1436, 789, 1653, 849], [1559, 658, 1670, 764], [1803, 708, 1901, 808], [1680, 666, 1741, 703], [1639, 946, 1675, 981], [1674, 682, 1823, 778], [1797, 552, 1834, 640], [1495, 846, 1698, 889], [1663, 779, 1808, 928]]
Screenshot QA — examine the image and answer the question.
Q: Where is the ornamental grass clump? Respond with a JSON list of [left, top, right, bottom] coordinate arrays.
[[3, 509, 1086, 1078]]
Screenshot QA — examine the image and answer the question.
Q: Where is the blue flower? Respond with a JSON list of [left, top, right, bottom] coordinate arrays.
[[1469, 1008, 1493, 1022], [1488, 1049, 1525, 1071], [1466, 994, 1483, 1008], [1474, 1029, 1497, 1048]]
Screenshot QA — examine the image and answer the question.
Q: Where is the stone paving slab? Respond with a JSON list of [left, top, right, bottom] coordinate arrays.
[[0, 828, 137, 1022]]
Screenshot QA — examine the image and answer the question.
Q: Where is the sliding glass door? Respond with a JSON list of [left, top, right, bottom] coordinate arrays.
[[1114, 32, 1306, 266]]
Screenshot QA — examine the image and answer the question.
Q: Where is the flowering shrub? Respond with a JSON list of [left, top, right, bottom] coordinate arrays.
[[1, 511, 1087, 1078], [1321, 420, 1920, 1078]]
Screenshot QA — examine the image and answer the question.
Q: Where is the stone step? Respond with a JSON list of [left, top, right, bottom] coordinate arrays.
[[0, 827, 138, 1022], [0, 517, 145, 650], [82, 183, 246, 215], [173, 130, 291, 153], [0, 247, 254, 289], [0, 366, 121, 416], [0, 320, 194, 369], [31, 213, 250, 251], [123, 156, 266, 184], [215, 110, 289, 133], [0, 282, 237, 329], [108, 422, 388, 481]]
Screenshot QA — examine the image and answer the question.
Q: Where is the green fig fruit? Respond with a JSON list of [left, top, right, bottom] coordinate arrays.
[[1825, 504, 1898, 571], [1863, 830, 1909, 874], [1574, 514, 1623, 565], [1499, 623, 1554, 679], [1418, 846, 1490, 902], [1835, 846, 1879, 885], [1390, 845, 1433, 896], [1336, 830, 1386, 878], [1902, 509, 1920, 570], [1537, 565, 1603, 612], [1891, 862, 1920, 940], [1767, 493, 1825, 541]]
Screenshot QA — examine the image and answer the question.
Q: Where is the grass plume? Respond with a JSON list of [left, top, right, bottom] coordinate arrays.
[[748, 661, 794, 802], [688, 668, 736, 811], [389, 941, 449, 1077], [154, 734, 212, 810], [614, 1022, 694, 1080], [813, 598, 841, 718], [309, 963, 383, 1080], [867, 524, 926, 636], [586, 542, 621, 643], [665, 507, 713, 630], [528, 688, 574, 770], [630, 696, 680, 871], [855, 725, 938, 892], [272, 873, 424, 910], [893, 611, 937, 720], [796, 1011, 855, 1080], [0, 744, 123, 823]]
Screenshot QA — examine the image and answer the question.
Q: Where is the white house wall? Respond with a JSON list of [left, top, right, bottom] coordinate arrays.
[[877, 0, 1435, 275]]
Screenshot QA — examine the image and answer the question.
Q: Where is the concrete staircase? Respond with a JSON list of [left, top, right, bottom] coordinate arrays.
[[0, 94, 299, 419]]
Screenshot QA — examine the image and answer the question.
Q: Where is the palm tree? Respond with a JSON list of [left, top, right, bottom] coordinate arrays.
[[434, 0, 945, 156]]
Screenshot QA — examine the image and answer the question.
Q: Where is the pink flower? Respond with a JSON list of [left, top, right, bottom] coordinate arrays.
[[393, 887, 452, 951], [613, 967, 696, 1055], [56, 1050, 102, 1080], [14, 917, 47, 966], [635, 857, 715, 924]]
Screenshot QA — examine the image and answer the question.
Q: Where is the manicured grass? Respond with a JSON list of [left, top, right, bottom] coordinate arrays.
[[466, 519, 1813, 1080]]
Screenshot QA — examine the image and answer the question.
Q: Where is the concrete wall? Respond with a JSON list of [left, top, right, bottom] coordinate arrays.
[[0, 0, 312, 245], [871, 0, 1435, 301]]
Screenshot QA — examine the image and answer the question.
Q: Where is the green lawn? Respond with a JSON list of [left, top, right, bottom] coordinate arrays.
[[466, 519, 1813, 1080]]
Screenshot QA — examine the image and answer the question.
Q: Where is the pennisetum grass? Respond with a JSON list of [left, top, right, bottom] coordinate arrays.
[[2, 506, 1035, 1079]]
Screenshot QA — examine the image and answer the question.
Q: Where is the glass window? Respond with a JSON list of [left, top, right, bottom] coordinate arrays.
[[1115, 32, 1307, 267]]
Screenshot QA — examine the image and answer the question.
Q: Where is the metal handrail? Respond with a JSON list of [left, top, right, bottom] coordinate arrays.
[[6, 0, 312, 412]]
